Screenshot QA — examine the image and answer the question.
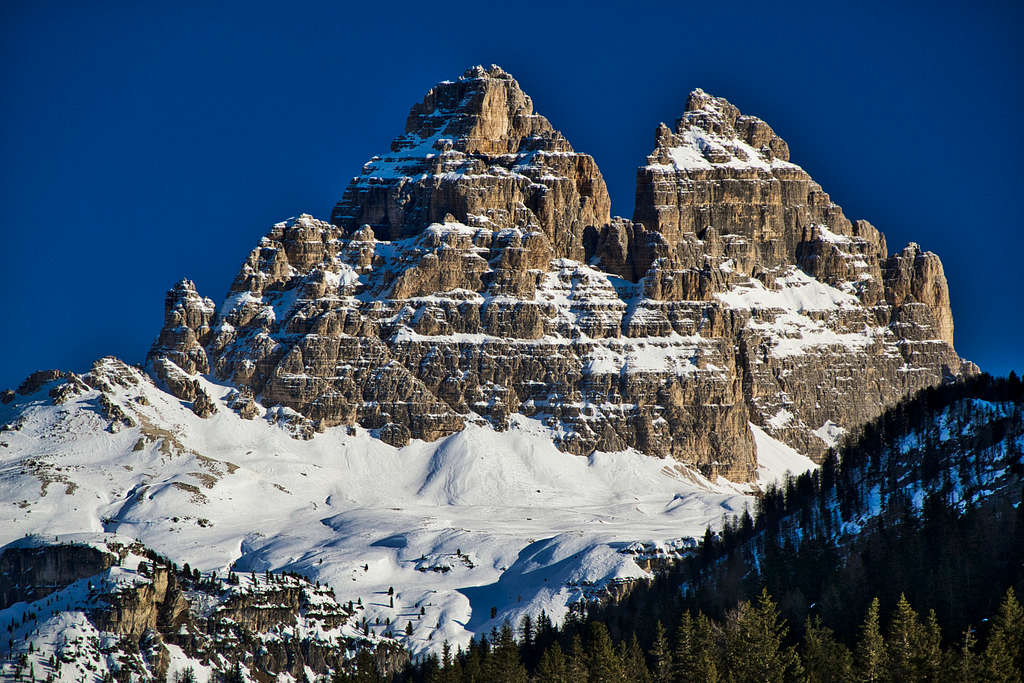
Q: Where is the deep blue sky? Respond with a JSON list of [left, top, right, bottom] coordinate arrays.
[[2, 0, 1021, 389]]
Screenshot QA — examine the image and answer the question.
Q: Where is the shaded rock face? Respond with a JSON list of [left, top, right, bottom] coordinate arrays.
[[0, 544, 116, 609], [147, 69, 970, 480]]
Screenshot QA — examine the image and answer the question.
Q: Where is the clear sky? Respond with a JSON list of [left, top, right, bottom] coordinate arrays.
[[1, 0, 1021, 389]]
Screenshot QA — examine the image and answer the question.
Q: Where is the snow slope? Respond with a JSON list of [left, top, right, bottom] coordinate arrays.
[[0, 358, 809, 655]]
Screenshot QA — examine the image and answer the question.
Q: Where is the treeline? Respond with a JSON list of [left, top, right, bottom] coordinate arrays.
[[384, 373, 1024, 682], [383, 586, 1023, 682]]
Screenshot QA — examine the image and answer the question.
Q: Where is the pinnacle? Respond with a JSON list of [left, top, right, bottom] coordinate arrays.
[[460, 64, 513, 81]]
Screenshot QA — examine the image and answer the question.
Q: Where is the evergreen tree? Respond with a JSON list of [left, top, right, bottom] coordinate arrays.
[[461, 645, 483, 683], [566, 634, 588, 683], [984, 587, 1024, 682], [885, 593, 921, 680], [488, 620, 527, 683], [954, 628, 981, 683], [624, 634, 652, 683], [721, 589, 801, 682], [671, 611, 695, 682], [916, 609, 943, 681], [648, 620, 672, 683], [535, 642, 568, 683], [801, 616, 852, 683], [672, 612, 718, 683], [855, 598, 887, 682], [586, 622, 627, 682], [519, 614, 533, 652]]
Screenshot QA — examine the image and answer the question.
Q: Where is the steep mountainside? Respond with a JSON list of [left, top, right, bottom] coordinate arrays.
[[148, 66, 971, 482]]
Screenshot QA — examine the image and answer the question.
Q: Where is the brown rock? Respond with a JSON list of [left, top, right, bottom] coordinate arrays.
[[142, 72, 971, 480]]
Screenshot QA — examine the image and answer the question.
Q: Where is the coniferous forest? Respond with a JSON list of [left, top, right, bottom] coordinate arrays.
[[375, 373, 1024, 682]]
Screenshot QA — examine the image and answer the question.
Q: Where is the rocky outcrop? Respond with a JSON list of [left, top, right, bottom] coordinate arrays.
[[0, 542, 116, 609], [148, 279, 215, 376], [146, 67, 971, 478], [3, 540, 407, 682]]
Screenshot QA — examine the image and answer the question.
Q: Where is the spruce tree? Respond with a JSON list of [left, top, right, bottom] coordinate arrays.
[[671, 611, 695, 681], [535, 642, 568, 683], [886, 593, 921, 680], [519, 614, 533, 651], [566, 634, 587, 683], [916, 609, 943, 681], [625, 634, 652, 683], [855, 598, 887, 682], [954, 628, 981, 682], [672, 611, 718, 683], [801, 615, 852, 683], [648, 620, 672, 683], [984, 587, 1024, 682], [722, 589, 800, 682], [587, 622, 627, 682], [489, 620, 527, 683]]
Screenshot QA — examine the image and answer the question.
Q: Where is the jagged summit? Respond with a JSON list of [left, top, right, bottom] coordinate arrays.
[[679, 88, 791, 162], [331, 64, 610, 254], [399, 64, 570, 156]]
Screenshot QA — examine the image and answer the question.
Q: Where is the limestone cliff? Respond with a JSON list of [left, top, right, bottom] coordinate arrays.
[[147, 67, 971, 480]]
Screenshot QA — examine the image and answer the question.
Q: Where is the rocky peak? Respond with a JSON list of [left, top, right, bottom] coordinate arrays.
[[147, 279, 215, 376], [680, 88, 791, 162], [401, 64, 570, 156], [330, 66, 610, 258], [142, 68, 972, 478]]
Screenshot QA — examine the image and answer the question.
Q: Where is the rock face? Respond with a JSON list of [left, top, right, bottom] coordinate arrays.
[[0, 542, 116, 609], [147, 68, 970, 480], [1, 540, 407, 681]]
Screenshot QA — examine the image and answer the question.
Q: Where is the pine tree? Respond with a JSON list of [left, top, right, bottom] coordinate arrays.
[[722, 589, 801, 682], [489, 620, 527, 683], [566, 634, 587, 683], [535, 642, 568, 683], [587, 622, 627, 682], [625, 634, 652, 683], [462, 644, 484, 683], [916, 608, 943, 681], [671, 610, 720, 683], [954, 628, 981, 682], [801, 616, 852, 683], [671, 610, 695, 681], [519, 614, 533, 651], [855, 598, 887, 682], [984, 587, 1024, 682], [648, 620, 672, 683], [886, 593, 921, 680]]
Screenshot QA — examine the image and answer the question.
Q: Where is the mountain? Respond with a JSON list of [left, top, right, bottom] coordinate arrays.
[[0, 65, 982, 680]]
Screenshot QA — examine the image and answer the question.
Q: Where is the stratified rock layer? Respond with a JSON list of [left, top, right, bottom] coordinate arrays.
[[147, 68, 971, 481]]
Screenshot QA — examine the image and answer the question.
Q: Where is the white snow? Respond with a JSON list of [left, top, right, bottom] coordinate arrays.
[[0, 362, 774, 657], [750, 424, 818, 487]]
